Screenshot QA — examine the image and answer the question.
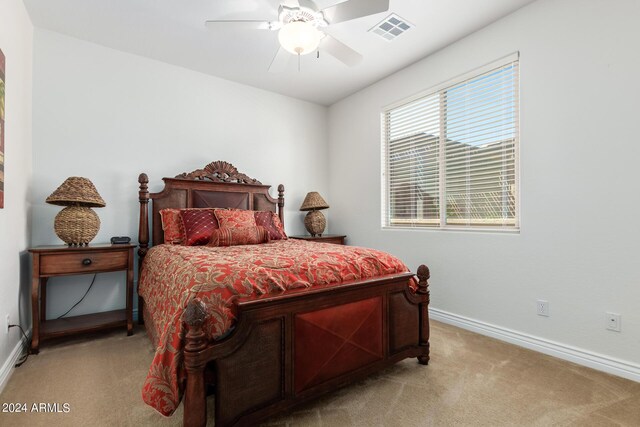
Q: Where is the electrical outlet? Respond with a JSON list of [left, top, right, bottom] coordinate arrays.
[[536, 300, 549, 317], [4, 314, 10, 334], [606, 312, 621, 332]]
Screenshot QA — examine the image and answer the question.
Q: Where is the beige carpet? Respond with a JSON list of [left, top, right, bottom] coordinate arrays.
[[1, 321, 639, 426]]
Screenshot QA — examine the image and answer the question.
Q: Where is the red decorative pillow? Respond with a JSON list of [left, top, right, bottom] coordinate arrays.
[[214, 209, 257, 229], [271, 212, 287, 240], [159, 209, 185, 244], [208, 226, 270, 247], [160, 208, 219, 244], [180, 209, 219, 246], [254, 211, 287, 240]]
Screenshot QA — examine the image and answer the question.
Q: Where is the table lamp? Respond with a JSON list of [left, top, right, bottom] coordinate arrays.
[[300, 191, 329, 237], [46, 177, 106, 246]]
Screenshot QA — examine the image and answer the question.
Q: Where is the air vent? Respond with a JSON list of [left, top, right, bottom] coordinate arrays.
[[369, 14, 412, 41]]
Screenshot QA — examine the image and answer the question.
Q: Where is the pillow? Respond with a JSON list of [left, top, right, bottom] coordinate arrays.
[[214, 208, 257, 229], [159, 209, 185, 244], [160, 208, 219, 244], [208, 226, 270, 247], [254, 211, 287, 240], [271, 212, 287, 240], [180, 209, 219, 246]]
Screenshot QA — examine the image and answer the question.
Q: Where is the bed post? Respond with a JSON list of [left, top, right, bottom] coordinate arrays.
[[183, 299, 208, 427], [416, 264, 431, 365], [138, 173, 149, 325], [277, 184, 285, 225]]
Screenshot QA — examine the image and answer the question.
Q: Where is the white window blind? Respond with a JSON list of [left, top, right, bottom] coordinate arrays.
[[382, 56, 519, 230]]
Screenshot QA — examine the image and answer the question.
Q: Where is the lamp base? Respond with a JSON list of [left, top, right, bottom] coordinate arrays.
[[54, 206, 100, 246], [304, 210, 326, 237]]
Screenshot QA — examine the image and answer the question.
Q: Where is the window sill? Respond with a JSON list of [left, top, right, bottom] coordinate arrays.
[[381, 226, 520, 234]]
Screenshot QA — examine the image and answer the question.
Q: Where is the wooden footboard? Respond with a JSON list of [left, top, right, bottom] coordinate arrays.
[[182, 265, 430, 427]]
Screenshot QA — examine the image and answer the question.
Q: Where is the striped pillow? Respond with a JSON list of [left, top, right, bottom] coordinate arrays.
[[208, 226, 270, 247]]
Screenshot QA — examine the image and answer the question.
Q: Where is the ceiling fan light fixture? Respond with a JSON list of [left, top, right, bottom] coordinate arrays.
[[278, 21, 322, 55]]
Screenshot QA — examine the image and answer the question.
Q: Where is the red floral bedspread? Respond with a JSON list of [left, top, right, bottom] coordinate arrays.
[[139, 239, 413, 416]]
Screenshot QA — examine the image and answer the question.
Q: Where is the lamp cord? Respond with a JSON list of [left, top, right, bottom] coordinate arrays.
[[8, 324, 30, 367], [57, 274, 97, 319], [6, 274, 98, 368]]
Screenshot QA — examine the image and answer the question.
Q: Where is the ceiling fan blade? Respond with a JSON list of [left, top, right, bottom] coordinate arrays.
[[268, 46, 291, 73], [283, 0, 301, 8], [322, 0, 389, 24], [321, 35, 363, 67], [313, 0, 348, 9], [205, 20, 273, 30], [297, 0, 319, 11]]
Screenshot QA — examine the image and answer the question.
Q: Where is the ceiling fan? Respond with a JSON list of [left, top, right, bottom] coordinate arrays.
[[205, 0, 390, 72]]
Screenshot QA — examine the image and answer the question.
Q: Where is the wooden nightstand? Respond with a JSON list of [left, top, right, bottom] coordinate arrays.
[[29, 244, 135, 354], [289, 234, 346, 245]]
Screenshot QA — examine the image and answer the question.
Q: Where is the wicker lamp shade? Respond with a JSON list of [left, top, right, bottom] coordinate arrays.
[[300, 192, 329, 237], [300, 192, 329, 211], [46, 177, 106, 246], [46, 177, 105, 207]]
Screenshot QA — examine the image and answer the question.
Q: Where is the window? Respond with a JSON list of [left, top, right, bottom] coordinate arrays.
[[382, 55, 519, 231]]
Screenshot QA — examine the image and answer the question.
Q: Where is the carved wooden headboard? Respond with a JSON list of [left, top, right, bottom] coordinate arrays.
[[137, 161, 284, 260]]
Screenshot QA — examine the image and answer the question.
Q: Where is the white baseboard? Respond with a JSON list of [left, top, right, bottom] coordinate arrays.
[[430, 308, 640, 383], [0, 332, 30, 395]]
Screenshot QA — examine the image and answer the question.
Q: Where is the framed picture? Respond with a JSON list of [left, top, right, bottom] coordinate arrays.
[[0, 48, 4, 208]]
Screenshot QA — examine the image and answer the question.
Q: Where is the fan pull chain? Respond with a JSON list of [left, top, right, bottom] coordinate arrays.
[[298, 53, 301, 72]]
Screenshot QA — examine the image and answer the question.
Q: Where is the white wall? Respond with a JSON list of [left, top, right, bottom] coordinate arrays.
[[0, 0, 33, 391], [31, 30, 329, 319], [328, 0, 640, 373]]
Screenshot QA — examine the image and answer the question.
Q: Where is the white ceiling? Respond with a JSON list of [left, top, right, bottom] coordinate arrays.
[[24, 0, 536, 105]]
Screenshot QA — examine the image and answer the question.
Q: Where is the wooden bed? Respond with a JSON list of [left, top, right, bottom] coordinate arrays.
[[137, 161, 431, 427]]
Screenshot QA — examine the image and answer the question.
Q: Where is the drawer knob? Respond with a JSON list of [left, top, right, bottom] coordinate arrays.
[[82, 258, 92, 266]]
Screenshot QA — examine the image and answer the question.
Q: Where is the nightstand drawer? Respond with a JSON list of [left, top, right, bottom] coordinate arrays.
[[40, 250, 129, 275], [314, 237, 344, 245], [289, 235, 346, 245]]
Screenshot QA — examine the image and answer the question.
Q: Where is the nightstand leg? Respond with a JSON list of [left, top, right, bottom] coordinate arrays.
[[40, 278, 48, 321], [31, 276, 40, 354], [126, 248, 134, 336]]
